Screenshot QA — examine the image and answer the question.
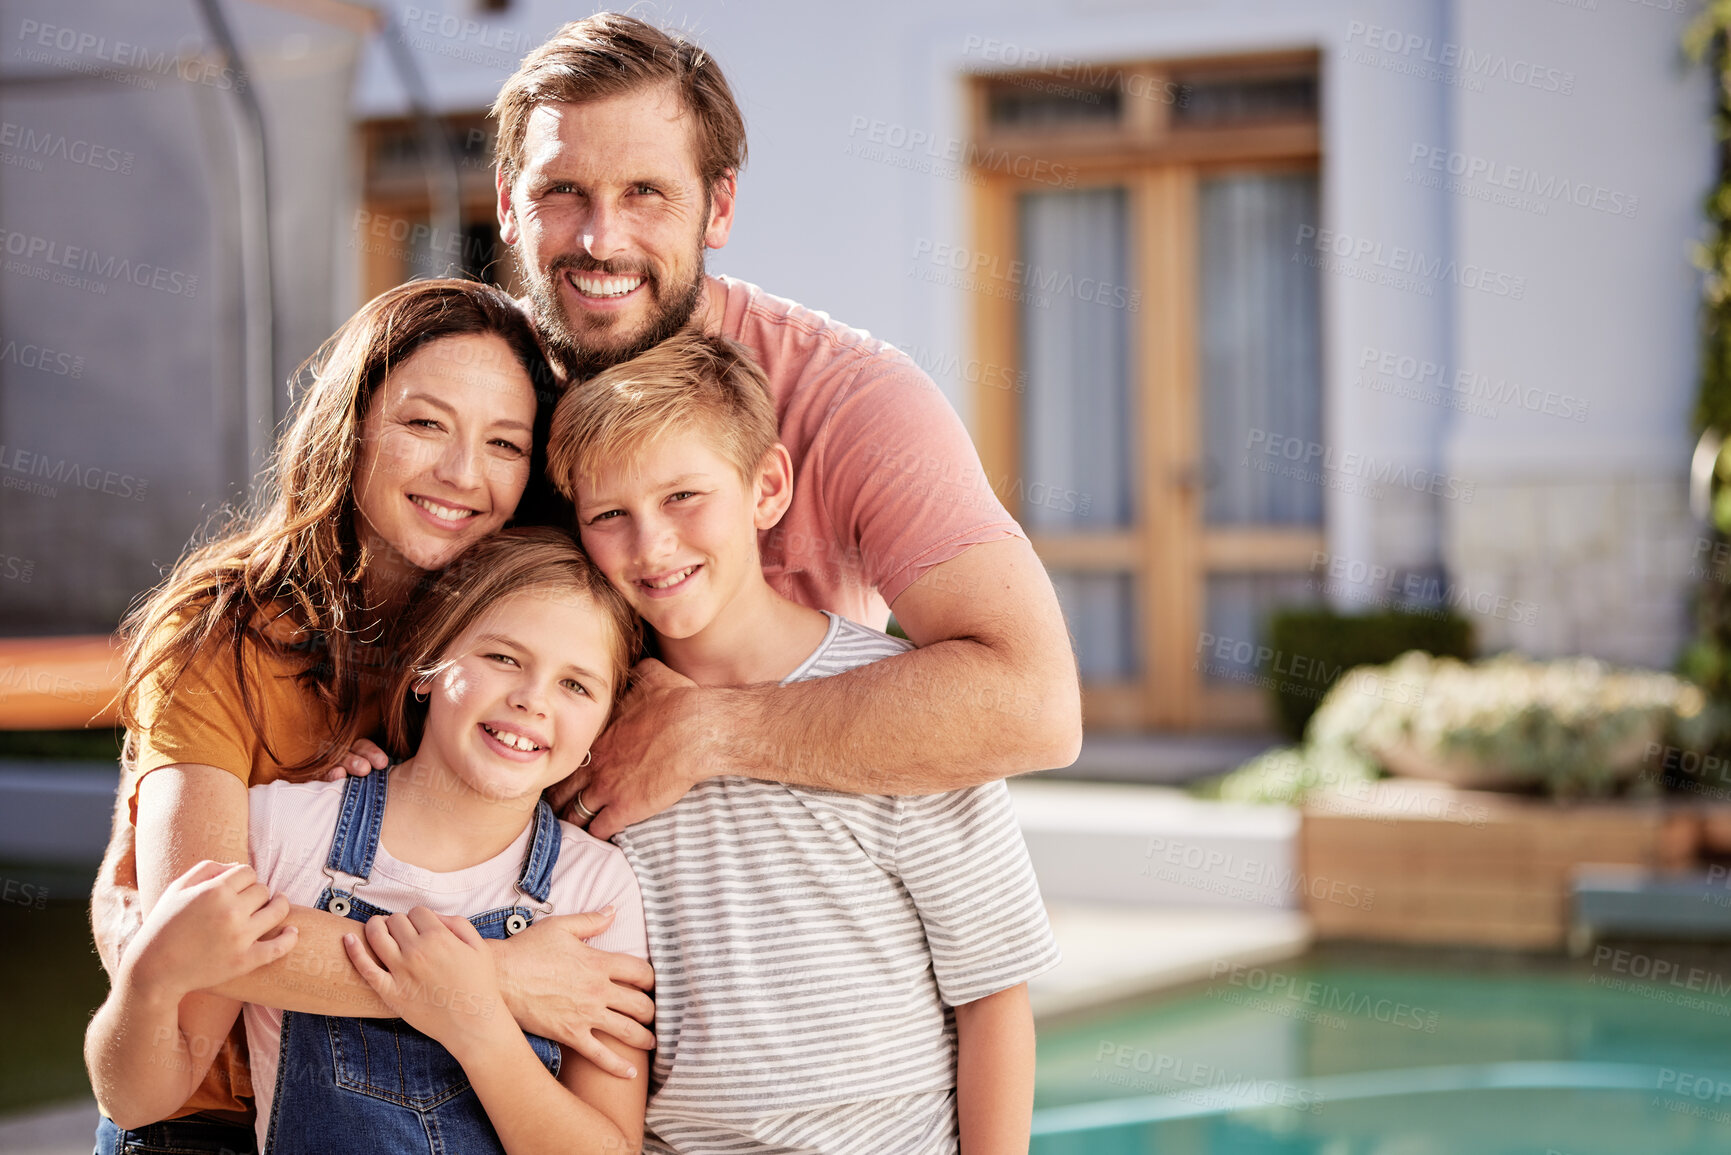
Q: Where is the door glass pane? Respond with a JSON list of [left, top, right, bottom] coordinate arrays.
[[1053, 571, 1140, 680], [1200, 573, 1323, 686], [1018, 187, 1137, 681], [1199, 172, 1322, 528], [1018, 187, 1134, 533]]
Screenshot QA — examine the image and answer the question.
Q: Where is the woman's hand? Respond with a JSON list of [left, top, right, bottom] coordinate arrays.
[[494, 910, 655, 1078], [322, 737, 391, 782], [123, 860, 298, 1000], [344, 908, 512, 1057]]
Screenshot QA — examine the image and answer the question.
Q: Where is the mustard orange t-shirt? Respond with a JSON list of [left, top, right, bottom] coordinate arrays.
[[123, 603, 383, 1119], [707, 275, 1027, 626]]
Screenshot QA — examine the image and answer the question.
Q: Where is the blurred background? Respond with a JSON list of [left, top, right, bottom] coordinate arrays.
[[4, 0, 1731, 1152]]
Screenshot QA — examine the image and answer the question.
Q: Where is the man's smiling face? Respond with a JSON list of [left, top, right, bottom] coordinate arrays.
[[496, 84, 736, 378]]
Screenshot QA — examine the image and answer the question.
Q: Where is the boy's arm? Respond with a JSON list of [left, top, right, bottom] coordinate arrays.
[[577, 537, 1083, 839], [85, 861, 292, 1128], [954, 984, 1035, 1155], [124, 765, 655, 1074]]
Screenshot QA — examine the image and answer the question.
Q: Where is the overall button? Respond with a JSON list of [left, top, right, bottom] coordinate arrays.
[[504, 912, 528, 936], [329, 895, 352, 917]]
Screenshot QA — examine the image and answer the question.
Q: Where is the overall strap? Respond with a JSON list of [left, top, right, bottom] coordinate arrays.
[[516, 799, 562, 906], [326, 765, 391, 879]]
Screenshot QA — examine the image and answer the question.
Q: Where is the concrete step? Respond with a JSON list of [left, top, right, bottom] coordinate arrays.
[[1007, 778, 1301, 911]]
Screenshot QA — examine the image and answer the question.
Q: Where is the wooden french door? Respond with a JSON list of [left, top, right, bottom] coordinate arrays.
[[972, 100, 1323, 731]]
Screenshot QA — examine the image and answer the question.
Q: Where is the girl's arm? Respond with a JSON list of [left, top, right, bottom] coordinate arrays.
[[954, 983, 1036, 1155], [108, 765, 655, 1076], [345, 909, 647, 1154], [85, 861, 295, 1128]]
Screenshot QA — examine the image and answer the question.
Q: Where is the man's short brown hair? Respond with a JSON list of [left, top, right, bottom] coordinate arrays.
[[492, 12, 747, 189], [547, 332, 779, 501]]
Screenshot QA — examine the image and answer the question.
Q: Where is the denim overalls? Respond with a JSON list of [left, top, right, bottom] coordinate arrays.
[[264, 767, 562, 1153]]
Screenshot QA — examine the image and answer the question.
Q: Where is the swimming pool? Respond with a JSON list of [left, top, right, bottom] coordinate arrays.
[[1030, 944, 1731, 1153]]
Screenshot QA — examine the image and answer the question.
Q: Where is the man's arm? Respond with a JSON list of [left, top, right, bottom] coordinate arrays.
[[96, 765, 655, 1075], [579, 536, 1081, 839]]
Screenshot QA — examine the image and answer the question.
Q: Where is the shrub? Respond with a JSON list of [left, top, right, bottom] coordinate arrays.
[[1262, 608, 1474, 739]]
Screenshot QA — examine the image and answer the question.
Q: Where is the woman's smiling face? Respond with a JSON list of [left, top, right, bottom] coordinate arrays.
[[352, 333, 538, 572]]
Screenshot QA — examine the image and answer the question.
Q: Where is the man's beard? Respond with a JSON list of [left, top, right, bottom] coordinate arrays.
[[521, 242, 707, 382]]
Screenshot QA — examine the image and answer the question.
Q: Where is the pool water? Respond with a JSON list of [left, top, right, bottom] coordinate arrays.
[[1031, 945, 1731, 1154]]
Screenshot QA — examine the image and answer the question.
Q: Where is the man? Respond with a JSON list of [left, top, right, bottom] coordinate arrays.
[[487, 12, 1082, 841]]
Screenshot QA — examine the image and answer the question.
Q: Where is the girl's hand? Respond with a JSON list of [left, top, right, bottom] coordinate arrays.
[[344, 908, 511, 1057], [322, 737, 390, 781], [123, 860, 297, 1000]]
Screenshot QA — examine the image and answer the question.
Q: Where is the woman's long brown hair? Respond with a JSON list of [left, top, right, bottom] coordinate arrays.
[[118, 278, 559, 778]]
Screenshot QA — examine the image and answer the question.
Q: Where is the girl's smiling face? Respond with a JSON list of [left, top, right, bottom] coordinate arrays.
[[352, 333, 537, 573], [414, 587, 617, 805]]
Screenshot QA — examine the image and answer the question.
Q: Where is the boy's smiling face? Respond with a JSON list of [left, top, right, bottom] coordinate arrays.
[[574, 426, 790, 643]]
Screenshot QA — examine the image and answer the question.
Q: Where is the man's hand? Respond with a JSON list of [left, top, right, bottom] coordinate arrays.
[[123, 860, 298, 1000], [561, 658, 708, 840], [322, 737, 391, 782], [346, 909, 512, 1059], [494, 910, 655, 1078]]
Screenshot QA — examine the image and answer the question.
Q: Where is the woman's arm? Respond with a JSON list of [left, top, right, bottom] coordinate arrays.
[[85, 861, 295, 1128], [116, 764, 654, 1074], [346, 909, 647, 1154], [954, 984, 1035, 1155]]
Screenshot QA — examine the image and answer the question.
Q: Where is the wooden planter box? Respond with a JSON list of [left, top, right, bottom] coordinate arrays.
[[1298, 780, 1703, 950]]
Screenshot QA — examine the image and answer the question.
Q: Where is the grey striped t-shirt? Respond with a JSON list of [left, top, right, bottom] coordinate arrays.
[[613, 612, 1061, 1155]]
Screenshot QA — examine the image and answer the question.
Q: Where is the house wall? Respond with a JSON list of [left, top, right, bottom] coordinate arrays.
[[367, 0, 1710, 669]]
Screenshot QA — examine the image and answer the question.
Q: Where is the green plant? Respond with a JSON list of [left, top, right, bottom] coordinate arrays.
[[1261, 608, 1474, 740]]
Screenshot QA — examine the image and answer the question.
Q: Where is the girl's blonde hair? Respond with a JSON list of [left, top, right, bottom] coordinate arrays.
[[119, 279, 558, 777], [381, 527, 640, 761]]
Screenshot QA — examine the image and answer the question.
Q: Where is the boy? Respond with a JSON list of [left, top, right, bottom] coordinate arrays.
[[547, 332, 1061, 1154]]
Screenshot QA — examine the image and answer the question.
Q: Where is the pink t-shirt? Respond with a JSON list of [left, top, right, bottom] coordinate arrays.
[[242, 778, 648, 1148], [708, 275, 1025, 628]]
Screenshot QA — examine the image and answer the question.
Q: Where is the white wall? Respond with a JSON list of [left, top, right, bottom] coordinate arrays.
[[357, 0, 1713, 667]]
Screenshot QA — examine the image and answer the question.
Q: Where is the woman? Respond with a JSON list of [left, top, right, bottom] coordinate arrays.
[[87, 279, 655, 1154]]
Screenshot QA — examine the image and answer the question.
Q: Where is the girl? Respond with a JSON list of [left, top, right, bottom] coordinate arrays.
[[87, 528, 649, 1154], [86, 280, 654, 1153]]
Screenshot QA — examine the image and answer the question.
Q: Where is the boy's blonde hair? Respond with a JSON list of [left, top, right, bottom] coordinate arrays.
[[547, 332, 779, 499]]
